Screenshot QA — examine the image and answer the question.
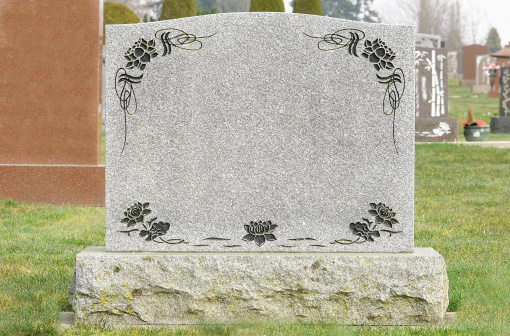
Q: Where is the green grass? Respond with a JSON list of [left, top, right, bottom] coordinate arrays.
[[448, 78, 510, 141], [1, 145, 509, 335]]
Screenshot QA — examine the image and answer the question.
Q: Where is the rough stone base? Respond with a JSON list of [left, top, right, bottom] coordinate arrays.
[[415, 118, 458, 142], [490, 117, 510, 133], [69, 247, 448, 325], [471, 84, 490, 94]]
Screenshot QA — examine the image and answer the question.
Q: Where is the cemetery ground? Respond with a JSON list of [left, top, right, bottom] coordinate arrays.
[[448, 78, 510, 141], [1, 79, 509, 335], [1, 144, 508, 335]]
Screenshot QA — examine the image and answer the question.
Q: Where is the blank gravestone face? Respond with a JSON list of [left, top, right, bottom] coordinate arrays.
[[105, 13, 414, 252]]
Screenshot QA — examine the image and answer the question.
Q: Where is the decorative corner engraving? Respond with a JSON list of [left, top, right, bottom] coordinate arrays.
[[305, 29, 405, 154], [243, 221, 277, 247], [118, 202, 186, 244], [115, 29, 216, 154], [331, 202, 402, 245]]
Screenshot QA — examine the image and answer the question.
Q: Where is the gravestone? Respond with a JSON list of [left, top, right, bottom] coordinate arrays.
[[472, 55, 495, 94], [69, 13, 448, 325], [415, 33, 441, 49], [489, 43, 510, 99], [490, 67, 510, 132], [0, 0, 104, 205], [415, 47, 457, 141], [447, 51, 461, 79], [461, 44, 488, 86]]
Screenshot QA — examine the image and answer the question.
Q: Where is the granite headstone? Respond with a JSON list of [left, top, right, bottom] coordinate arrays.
[[69, 13, 448, 325], [490, 66, 510, 132], [415, 33, 441, 49], [105, 13, 414, 253], [414, 47, 457, 141]]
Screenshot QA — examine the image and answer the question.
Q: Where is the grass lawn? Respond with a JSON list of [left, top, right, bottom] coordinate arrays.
[[1, 144, 509, 335], [448, 78, 510, 141]]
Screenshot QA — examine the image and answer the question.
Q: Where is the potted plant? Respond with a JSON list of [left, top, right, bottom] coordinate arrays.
[[463, 107, 490, 141]]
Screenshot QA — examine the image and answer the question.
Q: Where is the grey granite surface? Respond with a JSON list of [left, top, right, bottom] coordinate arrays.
[[69, 247, 448, 325], [105, 13, 415, 252]]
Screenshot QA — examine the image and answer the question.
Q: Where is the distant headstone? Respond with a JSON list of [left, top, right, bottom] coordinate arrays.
[[415, 47, 457, 141], [0, 0, 104, 205], [416, 33, 441, 48], [462, 44, 488, 85], [70, 13, 448, 325], [490, 67, 510, 132], [447, 51, 461, 79], [472, 55, 495, 93]]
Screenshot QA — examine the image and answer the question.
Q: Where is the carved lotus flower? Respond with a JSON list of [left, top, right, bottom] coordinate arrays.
[[243, 221, 277, 247], [124, 38, 158, 71], [361, 38, 396, 71]]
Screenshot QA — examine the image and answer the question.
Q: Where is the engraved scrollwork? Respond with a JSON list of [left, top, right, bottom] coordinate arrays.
[[304, 29, 365, 56], [305, 30, 406, 154], [115, 28, 216, 154]]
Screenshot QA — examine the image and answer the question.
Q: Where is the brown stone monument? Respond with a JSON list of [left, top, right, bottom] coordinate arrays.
[[462, 44, 488, 86], [415, 47, 457, 142], [0, 0, 104, 205]]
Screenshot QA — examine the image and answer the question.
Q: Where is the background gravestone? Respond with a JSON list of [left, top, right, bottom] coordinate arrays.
[[415, 46, 457, 141], [69, 13, 448, 325], [415, 33, 441, 49], [461, 44, 488, 86], [447, 51, 461, 79], [490, 66, 510, 132], [489, 43, 510, 99], [472, 55, 495, 94], [0, 0, 104, 205]]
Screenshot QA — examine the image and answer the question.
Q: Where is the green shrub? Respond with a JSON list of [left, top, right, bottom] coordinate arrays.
[[103, 1, 140, 44], [293, 0, 322, 15], [250, 0, 285, 12], [160, 0, 197, 20]]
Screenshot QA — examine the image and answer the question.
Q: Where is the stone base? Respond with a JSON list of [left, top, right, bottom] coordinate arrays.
[[0, 165, 105, 205], [488, 90, 499, 98], [460, 79, 475, 86], [471, 84, 490, 94], [69, 247, 449, 325], [490, 117, 510, 133], [415, 118, 458, 142]]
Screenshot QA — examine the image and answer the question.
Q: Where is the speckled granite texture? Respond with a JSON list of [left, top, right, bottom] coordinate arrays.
[[69, 247, 448, 325], [105, 13, 415, 252]]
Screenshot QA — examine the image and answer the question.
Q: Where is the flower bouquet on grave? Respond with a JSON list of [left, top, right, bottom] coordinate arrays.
[[462, 106, 489, 141], [483, 63, 500, 92]]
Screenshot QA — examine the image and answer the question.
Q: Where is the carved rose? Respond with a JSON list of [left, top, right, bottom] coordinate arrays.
[[361, 38, 396, 71], [121, 202, 151, 227], [243, 221, 277, 247], [368, 202, 399, 227], [125, 38, 158, 71]]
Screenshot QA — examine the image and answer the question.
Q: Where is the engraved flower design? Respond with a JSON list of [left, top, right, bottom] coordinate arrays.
[[368, 202, 399, 228], [140, 219, 170, 241], [361, 38, 395, 71], [124, 38, 158, 71], [349, 219, 381, 242], [121, 202, 151, 227], [243, 221, 277, 247]]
